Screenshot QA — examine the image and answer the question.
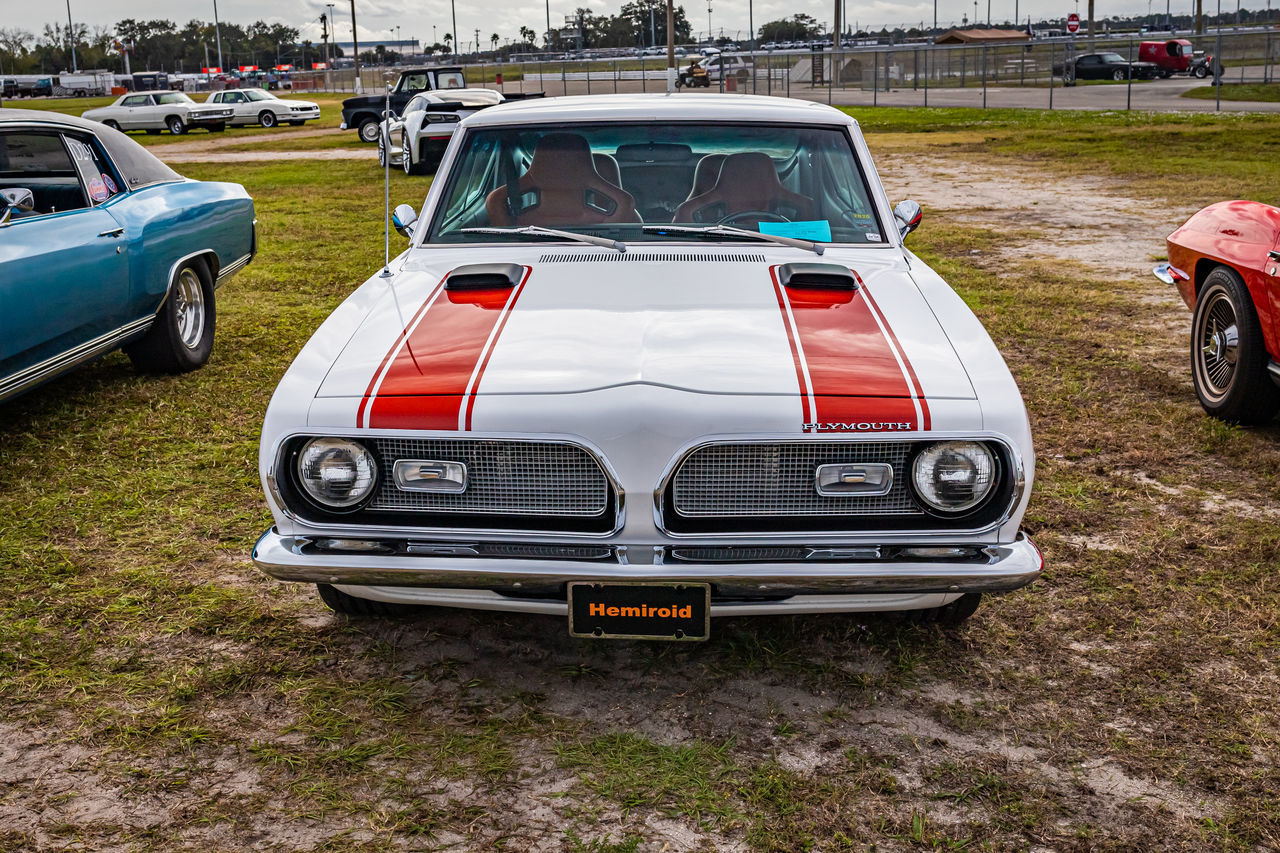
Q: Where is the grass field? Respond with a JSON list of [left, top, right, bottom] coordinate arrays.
[[2, 105, 1279, 849], [1181, 82, 1280, 102]]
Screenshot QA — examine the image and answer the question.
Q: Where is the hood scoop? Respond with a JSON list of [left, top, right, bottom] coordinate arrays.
[[445, 263, 524, 291], [539, 252, 766, 263], [777, 263, 858, 290]]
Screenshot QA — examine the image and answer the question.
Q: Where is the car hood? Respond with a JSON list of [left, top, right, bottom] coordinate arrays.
[[315, 248, 976, 412]]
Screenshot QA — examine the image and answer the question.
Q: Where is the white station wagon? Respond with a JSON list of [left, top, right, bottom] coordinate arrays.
[[253, 94, 1040, 640]]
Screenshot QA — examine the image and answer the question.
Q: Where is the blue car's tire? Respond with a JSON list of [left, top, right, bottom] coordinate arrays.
[[126, 258, 215, 374]]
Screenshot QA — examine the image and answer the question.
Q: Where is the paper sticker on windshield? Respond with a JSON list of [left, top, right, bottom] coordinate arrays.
[[759, 220, 832, 242], [102, 173, 118, 194], [865, 232, 883, 242], [88, 176, 109, 203]]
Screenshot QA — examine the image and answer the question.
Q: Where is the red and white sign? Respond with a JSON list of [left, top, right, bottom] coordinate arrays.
[[1066, 13, 1081, 33], [273, 64, 293, 71], [202, 66, 222, 73], [238, 65, 259, 72], [312, 62, 329, 70]]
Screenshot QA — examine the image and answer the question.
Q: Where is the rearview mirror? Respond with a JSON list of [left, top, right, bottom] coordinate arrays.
[[0, 187, 35, 226], [893, 200, 922, 240], [392, 203, 418, 238]]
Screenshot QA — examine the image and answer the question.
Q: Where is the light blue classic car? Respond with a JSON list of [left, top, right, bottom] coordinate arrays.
[[0, 108, 256, 403]]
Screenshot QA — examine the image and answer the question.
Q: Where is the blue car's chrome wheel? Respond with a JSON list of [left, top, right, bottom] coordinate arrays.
[[174, 268, 206, 350]]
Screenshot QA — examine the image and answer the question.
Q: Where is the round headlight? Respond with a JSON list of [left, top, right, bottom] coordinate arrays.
[[911, 441, 997, 514], [297, 438, 378, 509]]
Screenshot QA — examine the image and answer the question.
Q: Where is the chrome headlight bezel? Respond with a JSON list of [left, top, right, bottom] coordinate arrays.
[[909, 440, 1000, 517], [294, 437, 380, 513]]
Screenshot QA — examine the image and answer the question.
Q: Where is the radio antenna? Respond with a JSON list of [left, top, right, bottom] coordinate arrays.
[[378, 77, 408, 335]]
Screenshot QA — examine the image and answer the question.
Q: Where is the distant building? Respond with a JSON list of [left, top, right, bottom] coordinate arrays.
[[934, 28, 1031, 44]]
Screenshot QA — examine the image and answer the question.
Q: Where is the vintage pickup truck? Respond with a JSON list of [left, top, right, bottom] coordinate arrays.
[[340, 66, 543, 143]]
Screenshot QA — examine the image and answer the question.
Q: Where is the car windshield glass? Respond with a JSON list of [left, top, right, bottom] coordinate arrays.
[[436, 70, 465, 88], [428, 122, 885, 245], [155, 92, 193, 105], [243, 89, 271, 101]]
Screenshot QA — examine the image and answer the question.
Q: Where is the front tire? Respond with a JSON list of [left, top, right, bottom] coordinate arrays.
[[316, 584, 423, 617], [1112, 68, 1126, 81], [1193, 64, 1209, 78], [259, 110, 277, 128], [1191, 266, 1280, 424], [358, 118, 381, 143], [125, 259, 215, 374], [167, 116, 186, 135], [906, 594, 982, 627]]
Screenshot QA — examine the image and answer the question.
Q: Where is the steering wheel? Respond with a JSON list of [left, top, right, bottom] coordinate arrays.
[[717, 209, 790, 226]]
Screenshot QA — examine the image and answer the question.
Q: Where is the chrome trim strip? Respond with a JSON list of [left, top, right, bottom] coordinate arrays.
[[650, 431, 1027, 540], [266, 429, 627, 539], [215, 252, 252, 287], [253, 528, 1042, 595], [0, 315, 153, 402], [1269, 360, 1280, 386]]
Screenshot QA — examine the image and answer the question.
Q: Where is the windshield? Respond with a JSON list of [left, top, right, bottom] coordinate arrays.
[[436, 70, 465, 88], [243, 89, 272, 101], [428, 123, 885, 245], [156, 92, 193, 105]]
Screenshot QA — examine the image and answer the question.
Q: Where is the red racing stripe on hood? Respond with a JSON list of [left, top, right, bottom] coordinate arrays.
[[770, 265, 929, 432], [361, 266, 532, 430]]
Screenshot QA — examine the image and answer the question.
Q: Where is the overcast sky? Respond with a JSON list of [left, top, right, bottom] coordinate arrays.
[[13, 0, 1213, 47]]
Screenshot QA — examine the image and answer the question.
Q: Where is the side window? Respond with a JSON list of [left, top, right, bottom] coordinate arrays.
[[226, 91, 244, 103], [0, 132, 87, 216], [121, 95, 149, 107], [64, 135, 123, 206], [402, 74, 428, 91], [210, 92, 221, 103]]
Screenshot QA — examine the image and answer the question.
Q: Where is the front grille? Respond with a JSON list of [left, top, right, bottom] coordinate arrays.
[[368, 438, 609, 517], [672, 442, 921, 518]]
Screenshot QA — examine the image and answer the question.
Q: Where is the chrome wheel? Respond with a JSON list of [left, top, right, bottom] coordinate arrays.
[[402, 134, 413, 174], [173, 268, 206, 350], [378, 138, 387, 167], [1195, 289, 1239, 402], [358, 119, 380, 143]]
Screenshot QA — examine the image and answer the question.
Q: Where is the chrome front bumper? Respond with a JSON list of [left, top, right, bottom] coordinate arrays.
[[252, 528, 1042, 599]]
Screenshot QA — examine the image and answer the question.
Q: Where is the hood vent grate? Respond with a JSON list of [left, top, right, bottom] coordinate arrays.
[[539, 252, 767, 263]]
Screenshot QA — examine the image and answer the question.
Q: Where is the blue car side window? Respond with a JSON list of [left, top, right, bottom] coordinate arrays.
[[0, 132, 88, 217]]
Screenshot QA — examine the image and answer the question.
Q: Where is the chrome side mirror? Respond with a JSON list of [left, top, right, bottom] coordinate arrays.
[[0, 187, 35, 226], [892, 200, 922, 240], [392, 203, 418, 238]]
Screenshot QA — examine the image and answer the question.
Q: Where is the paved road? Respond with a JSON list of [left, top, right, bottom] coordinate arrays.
[[503, 65, 1279, 112]]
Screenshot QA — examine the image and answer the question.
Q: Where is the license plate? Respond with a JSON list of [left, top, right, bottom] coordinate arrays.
[[568, 582, 710, 641]]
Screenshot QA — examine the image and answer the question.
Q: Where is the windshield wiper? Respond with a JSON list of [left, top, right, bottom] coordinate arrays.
[[642, 224, 824, 255], [461, 225, 626, 253]]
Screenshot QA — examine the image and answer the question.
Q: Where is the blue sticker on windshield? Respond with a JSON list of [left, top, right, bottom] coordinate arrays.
[[759, 220, 832, 242]]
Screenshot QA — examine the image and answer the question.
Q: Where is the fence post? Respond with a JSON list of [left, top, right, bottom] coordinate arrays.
[[873, 49, 878, 106], [613, 58, 618, 94], [1126, 39, 1133, 110], [924, 44, 929, 107], [885, 49, 891, 92], [1215, 28, 1222, 111], [961, 50, 966, 87], [828, 49, 834, 104], [1049, 41, 1054, 109], [767, 53, 772, 96], [641, 55, 647, 93], [982, 44, 987, 108]]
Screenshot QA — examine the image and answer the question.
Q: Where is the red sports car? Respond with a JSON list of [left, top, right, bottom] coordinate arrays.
[[1157, 200, 1280, 423]]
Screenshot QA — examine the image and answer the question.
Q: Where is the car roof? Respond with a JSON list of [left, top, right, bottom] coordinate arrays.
[[0, 107, 183, 189], [466, 93, 855, 128]]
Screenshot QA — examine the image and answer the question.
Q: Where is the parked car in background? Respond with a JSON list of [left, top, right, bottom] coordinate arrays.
[[204, 88, 320, 127], [701, 53, 754, 83], [1059, 52, 1161, 84], [0, 109, 256, 403], [1138, 39, 1195, 76], [378, 88, 503, 174], [82, 92, 234, 135], [253, 94, 1040, 635], [1156, 200, 1280, 424]]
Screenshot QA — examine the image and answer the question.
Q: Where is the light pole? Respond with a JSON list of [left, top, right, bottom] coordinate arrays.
[[213, 0, 223, 71], [707, 0, 712, 44], [451, 0, 458, 59], [65, 0, 77, 71], [327, 3, 336, 65], [350, 0, 361, 88]]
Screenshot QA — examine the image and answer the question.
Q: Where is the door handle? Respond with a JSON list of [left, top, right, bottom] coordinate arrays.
[[1269, 250, 1280, 262], [98, 227, 125, 238]]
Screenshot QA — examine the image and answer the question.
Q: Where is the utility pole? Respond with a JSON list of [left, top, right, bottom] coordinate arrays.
[[350, 0, 361, 90], [475, 28, 480, 57], [546, 0, 552, 51], [1197, 0, 1204, 31], [707, 0, 712, 44], [1088, 0, 1095, 38], [833, 0, 840, 47], [65, 0, 78, 71], [748, 0, 753, 47], [451, 0, 458, 59], [213, 0, 224, 71]]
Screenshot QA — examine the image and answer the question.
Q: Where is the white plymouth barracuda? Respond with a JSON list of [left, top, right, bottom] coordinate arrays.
[[82, 92, 234, 135], [253, 94, 1040, 640], [204, 88, 321, 128]]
